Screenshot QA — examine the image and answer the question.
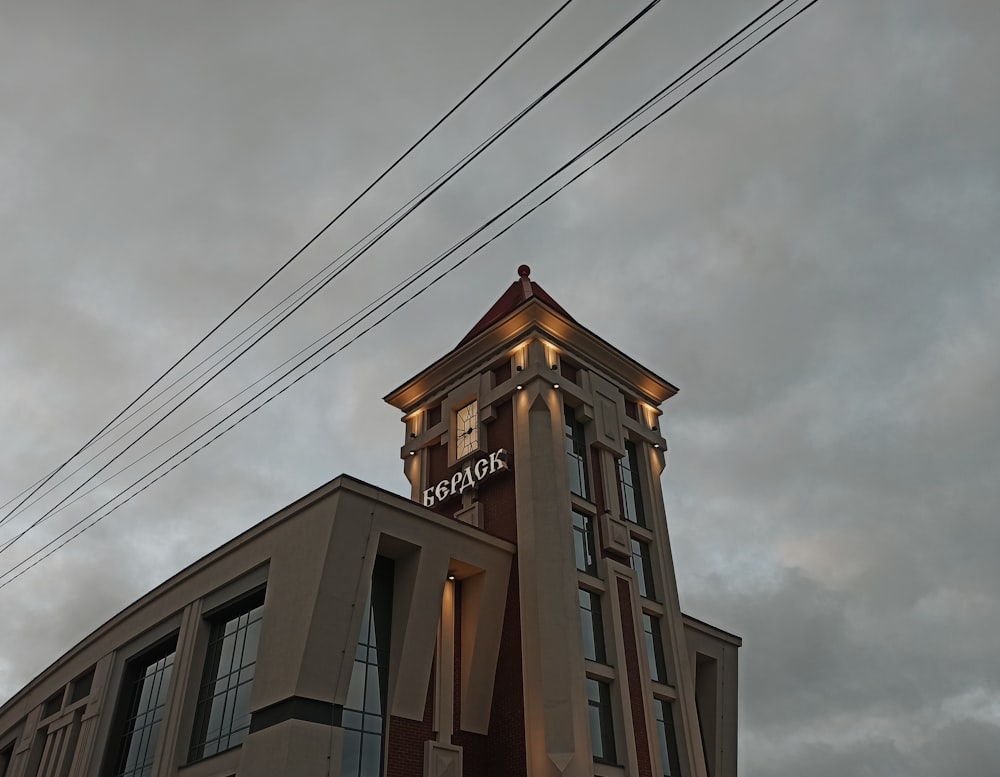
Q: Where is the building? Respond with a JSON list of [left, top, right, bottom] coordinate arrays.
[[0, 266, 740, 777]]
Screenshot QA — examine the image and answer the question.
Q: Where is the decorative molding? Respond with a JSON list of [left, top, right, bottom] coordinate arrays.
[[424, 740, 463, 777], [600, 511, 631, 559]]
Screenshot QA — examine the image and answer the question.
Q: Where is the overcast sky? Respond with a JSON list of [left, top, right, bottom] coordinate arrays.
[[2, 0, 998, 773]]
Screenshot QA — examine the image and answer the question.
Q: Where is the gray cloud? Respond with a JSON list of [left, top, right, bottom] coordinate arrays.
[[2, 0, 999, 773]]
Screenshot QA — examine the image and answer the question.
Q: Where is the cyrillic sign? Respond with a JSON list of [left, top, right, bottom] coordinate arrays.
[[423, 449, 509, 507]]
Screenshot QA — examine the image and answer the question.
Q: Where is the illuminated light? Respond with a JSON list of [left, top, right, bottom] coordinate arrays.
[[409, 450, 416, 456], [653, 443, 660, 449], [516, 384, 523, 391], [447, 574, 456, 581], [553, 383, 560, 390]]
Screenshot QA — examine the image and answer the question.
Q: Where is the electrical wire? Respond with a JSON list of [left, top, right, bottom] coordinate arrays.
[[0, 0, 820, 590], [0, 0, 578, 525], [1, 0, 659, 542]]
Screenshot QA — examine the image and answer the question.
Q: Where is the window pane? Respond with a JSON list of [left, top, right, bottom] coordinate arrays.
[[341, 559, 393, 777], [631, 539, 655, 600], [643, 614, 667, 683], [585, 679, 616, 765], [619, 441, 646, 526], [189, 591, 265, 761], [579, 589, 606, 663], [655, 700, 680, 776], [108, 640, 177, 777], [573, 511, 597, 575], [565, 406, 590, 499]]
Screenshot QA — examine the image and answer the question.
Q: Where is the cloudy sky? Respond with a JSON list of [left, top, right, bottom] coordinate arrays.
[[2, 0, 998, 773]]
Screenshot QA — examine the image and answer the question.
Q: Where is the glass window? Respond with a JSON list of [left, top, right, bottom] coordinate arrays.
[[578, 589, 606, 663], [655, 699, 681, 776], [455, 400, 479, 458], [565, 406, 590, 499], [586, 678, 616, 765], [572, 510, 597, 575], [189, 590, 265, 761], [619, 441, 646, 526], [643, 614, 667, 683], [106, 638, 177, 777], [341, 558, 394, 777], [631, 538, 655, 600]]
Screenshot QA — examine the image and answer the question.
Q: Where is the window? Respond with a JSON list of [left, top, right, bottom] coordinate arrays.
[[105, 637, 177, 777], [643, 614, 667, 683], [618, 441, 646, 526], [71, 669, 95, 704], [455, 400, 479, 459], [585, 679, 616, 765], [578, 589, 606, 663], [654, 699, 681, 776], [631, 538, 655, 600], [1, 744, 13, 777], [42, 690, 63, 719], [572, 510, 597, 575], [341, 558, 394, 777], [564, 406, 590, 499], [189, 590, 265, 761]]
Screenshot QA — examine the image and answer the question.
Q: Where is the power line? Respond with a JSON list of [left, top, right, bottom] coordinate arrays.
[[0, 0, 578, 526], [0, 0, 661, 547], [0, 0, 820, 590], [0, 0, 662, 552]]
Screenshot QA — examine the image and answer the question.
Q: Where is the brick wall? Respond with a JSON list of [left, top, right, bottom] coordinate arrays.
[[618, 578, 653, 777]]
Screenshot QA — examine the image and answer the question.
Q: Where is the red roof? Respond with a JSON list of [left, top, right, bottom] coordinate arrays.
[[456, 265, 575, 347]]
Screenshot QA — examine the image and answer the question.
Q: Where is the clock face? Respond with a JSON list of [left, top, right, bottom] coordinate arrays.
[[455, 400, 479, 458]]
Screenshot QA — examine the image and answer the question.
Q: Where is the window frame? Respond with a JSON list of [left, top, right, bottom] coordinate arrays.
[[585, 677, 618, 766], [578, 588, 607, 664], [453, 398, 480, 461], [102, 634, 179, 777], [618, 439, 646, 527], [341, 557, 394, 777], [187, 587, 266, 763], [572, 509, 598, 576], [643, 613, 668, 684], [654, 698, 682, 777], [630, 537, 656, 601], [564, 405, 591, 500]]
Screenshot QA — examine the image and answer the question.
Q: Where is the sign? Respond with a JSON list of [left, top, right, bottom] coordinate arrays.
[[423, 449, 509, 507]]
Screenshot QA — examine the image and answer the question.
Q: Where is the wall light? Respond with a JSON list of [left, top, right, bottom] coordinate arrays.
[[447, 573, 456, 581], [516, 384, 523, 391], [553, 383, 560, 390], [409, 450, 416, 456], [516, 365, 523, 372], [653, 443, 660, 449]]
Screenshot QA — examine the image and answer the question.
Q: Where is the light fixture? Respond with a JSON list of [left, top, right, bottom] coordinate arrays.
[[653, 443, 660, 449], [551, 363, 558, 370], [553, 383, 560, 390], [447, 573, 456, 581], [516, 365, 523, 372], [410, 432, 417, 439], [409, 450, 416, 456], [516, 384, 523, 391]]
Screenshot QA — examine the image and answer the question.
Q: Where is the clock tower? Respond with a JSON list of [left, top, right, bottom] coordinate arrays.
[[383, 266, 739, 777]]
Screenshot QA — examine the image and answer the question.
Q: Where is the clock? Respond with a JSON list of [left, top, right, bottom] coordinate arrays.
[[455, 400, 479, 458]]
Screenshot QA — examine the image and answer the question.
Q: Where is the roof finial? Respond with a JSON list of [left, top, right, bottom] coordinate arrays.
[[517, 264, 534, 300]]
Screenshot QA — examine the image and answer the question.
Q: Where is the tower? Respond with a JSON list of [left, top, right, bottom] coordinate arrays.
[[384, 267, 739, 777], [0, 267, 738, 777]]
